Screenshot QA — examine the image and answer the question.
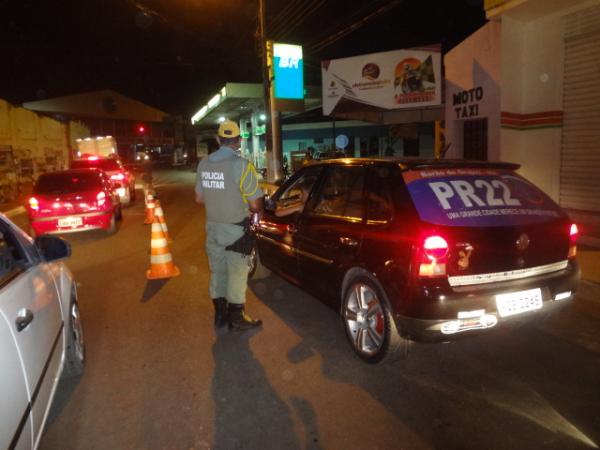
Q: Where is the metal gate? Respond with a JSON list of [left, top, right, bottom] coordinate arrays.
[[560, 5, 600, 211]]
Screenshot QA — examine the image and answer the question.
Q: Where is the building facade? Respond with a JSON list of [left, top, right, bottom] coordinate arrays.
[[0, 98, 89, 201], [23, 90, 179, 161], [445, 0, 600, 220]]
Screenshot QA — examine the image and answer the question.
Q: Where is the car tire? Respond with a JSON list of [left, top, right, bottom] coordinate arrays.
[[116, 205, 123, 222], [107, 214, 118, 234], [248, 244, 271, 279], [341, 275, 409, 364], [63, 297, 85, 378]]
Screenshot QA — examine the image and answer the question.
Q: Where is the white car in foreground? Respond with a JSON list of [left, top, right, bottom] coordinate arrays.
[[0, 214, 84, 450]]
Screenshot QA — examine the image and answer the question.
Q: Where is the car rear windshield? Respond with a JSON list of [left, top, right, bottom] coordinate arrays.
[[71, 159, 120, 171], [402, 167, 566, 227], [34, 172, 103, 194]]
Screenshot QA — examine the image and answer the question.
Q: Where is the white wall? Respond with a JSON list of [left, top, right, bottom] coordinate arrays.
[[500, 13, 565, 200], [444, 20, 503, 160]]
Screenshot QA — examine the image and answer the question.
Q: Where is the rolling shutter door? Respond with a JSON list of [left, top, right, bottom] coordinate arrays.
[[560, 5, 600, 211]]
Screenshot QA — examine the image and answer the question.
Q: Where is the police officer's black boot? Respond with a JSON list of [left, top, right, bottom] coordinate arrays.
[[228, 303, 262, 331], [212, 297, 228, 328]]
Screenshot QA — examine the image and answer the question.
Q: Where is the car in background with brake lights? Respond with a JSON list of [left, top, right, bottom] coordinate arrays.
[[70, 156, 136, 205], [26, 169, 122, 237], [249, 158, 580, 363]]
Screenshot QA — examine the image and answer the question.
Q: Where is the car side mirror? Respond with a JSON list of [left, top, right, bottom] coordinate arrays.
[[35, 235, 71, 261]]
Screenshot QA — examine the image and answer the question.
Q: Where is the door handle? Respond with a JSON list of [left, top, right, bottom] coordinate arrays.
[[15, 309, 34, 332], [339, 237, 358, 247]]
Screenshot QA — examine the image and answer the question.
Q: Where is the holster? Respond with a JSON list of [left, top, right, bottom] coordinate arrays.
[[225, 217, 255, 256]]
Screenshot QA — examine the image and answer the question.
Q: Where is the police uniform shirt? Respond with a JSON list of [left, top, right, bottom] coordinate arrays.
[[195, 146, 263, 224]]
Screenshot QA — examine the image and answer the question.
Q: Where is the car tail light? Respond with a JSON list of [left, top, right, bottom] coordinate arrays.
[[29, 197, 39, 211], [419, 235, 449, 277], [110, 173, 125, 181], [88, 156, 99, 161], [97, 191, 106, 207], [568, 223, 578, 259]]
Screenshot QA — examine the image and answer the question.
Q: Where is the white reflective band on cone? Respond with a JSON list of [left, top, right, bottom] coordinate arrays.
[[151, 238, 167, 248], [161, 223, 168, 231], [151, 253, 173, 264], [151, 223, 163, 232]]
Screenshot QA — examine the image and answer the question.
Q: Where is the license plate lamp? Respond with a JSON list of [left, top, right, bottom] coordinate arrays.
[[554, 291, 572, 301]]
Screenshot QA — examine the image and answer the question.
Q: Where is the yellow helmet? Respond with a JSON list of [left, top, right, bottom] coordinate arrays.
[[217, 120, 240, 138]]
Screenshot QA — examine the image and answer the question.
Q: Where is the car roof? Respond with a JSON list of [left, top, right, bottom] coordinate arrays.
[[308, 157, 520, 171], [38, 168, 105, 177]]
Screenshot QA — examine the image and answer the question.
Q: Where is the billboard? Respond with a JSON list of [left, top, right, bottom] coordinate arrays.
[[273, 43, 304, 100], [321, 47, 442, 116]]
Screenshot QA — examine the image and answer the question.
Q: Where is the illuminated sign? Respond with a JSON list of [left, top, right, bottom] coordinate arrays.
[[273, 43, 304, 100], [254, 125, 266, 135]]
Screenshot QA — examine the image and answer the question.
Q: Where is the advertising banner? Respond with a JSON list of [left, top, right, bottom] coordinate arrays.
[[321, 47, 442, 116]]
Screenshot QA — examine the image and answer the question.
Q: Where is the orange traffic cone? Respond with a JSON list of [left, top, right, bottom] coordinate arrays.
[[154, 200, 173, 242], [146, 217, 180, 280], [144, 194, 156, 224]]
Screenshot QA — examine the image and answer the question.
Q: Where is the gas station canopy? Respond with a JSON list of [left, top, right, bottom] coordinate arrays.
[[191, 82, 322, 127]]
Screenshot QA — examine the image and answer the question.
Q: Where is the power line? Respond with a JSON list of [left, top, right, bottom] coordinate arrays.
[[269, 0, 311, 34], [276, 0, 327, 40], [310, 0, 401, 53]]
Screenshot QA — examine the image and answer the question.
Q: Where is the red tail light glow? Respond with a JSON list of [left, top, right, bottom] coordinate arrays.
[[29, 197, 39, 211], [419, 235, 449, 277], [110, 173, 125, 181], [96, 191, 106, 207], [568, 223, 578, 259], [423, 235, 449, 260], [88, 156, 99, 161]]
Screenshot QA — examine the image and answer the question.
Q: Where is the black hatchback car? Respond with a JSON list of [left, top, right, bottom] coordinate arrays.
[[250, 158, 580, 363]]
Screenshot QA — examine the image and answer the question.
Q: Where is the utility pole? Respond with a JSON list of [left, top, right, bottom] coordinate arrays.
[[258, 0, 283, 182]]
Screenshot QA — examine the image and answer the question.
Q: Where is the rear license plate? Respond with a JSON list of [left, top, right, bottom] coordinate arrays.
[[496, 288, 543, 317], [58, 217, 83, 228]]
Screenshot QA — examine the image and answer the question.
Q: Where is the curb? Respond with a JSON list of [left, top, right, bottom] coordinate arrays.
[[3, 206, 26, 218]]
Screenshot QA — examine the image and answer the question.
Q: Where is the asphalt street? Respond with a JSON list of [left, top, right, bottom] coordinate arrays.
[[15, 168, 599, 450]]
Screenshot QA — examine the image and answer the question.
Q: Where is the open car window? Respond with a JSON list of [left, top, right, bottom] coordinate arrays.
[[311, 165, 365, 220]]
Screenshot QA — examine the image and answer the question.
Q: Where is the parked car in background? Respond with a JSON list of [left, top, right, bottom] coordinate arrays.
[[0, 215, 84, 450], [250, 158, 580, 363], [26, 169, 122, 237], [70, 156, 136, 205]]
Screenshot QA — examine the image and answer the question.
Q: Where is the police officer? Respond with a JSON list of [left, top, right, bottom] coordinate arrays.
[[195, 120, 264, 331]]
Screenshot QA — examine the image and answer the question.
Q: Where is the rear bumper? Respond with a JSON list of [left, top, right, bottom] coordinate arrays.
[[30, 210, 113, 235], [393, 262, 580, 342]]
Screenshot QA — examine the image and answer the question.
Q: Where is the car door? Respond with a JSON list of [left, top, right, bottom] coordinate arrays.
[[257, 166, 323, 283], [296, 164, 366, 301], [0, 219, 63, 449], [0, 310, 32, 450]]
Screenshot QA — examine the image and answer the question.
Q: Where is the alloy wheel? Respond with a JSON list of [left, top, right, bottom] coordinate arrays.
[[70, 302, 85, 363], [344, 283, 386, 356]]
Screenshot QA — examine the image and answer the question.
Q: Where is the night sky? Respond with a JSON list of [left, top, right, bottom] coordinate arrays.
[[0, 0, 485, 117]]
